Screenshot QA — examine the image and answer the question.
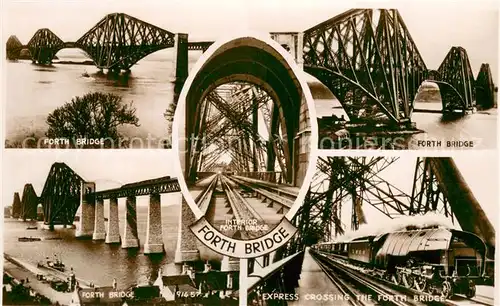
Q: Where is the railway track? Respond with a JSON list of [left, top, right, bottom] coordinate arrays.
[[311, 251, 494, 306], [312, 251, 426, 306], [193, 173, 297, 239]]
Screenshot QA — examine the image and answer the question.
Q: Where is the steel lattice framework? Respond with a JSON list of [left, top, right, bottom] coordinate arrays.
[[433, 47, 475, 112], [91, 176, 180, 200], [20, 184, 39, 221], [283, 156, 402, 256], [475, 63, 497, 109], [76, 13, 176, 70], [40, 162, 84, 226], [6, 35, 24, 60], [26, 28, 66, 65], [11, 192, 21, 219], [303, 9, 427, 124], [410, 157, 454, 222], [283, 156, 495, 260], [188, 83, 290, 184]]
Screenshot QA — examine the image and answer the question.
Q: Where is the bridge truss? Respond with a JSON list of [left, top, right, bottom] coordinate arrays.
[[303, 9, 427, 125], [282, 156, 495, 259], [26, 28, 65, 65], [20, 184, 39, 221], [6, 35, 24, 60], [91, 176, 180, 200], [15, 162, 181, 228], [303, 8, 496, 121], [6, 13, 209, 69], [11, 192, 22, 219], [76, 13, 175, 70], [187, 83, 290, 184], [40, 163, 84, 227]]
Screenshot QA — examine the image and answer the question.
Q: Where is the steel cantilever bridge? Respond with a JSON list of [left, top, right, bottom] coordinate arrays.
[[6, 9, 496, 116], [5, 13, 212, 71], [10, 162, 182, 254]]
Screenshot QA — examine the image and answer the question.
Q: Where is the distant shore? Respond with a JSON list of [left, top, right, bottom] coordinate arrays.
[[11, 58, 95, 66]]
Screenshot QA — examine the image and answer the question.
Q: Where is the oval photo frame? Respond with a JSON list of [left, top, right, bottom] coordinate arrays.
[[172, 31, 318, 259]]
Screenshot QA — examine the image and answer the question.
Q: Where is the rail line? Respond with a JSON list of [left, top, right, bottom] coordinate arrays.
[[311, 251, 494, 306], [312, 251, 425, 306], [192, 173, 297, 239]]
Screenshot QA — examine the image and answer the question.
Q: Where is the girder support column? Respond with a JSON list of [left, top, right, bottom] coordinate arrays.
[[174, 197, 200, 265], [105, 197, 121, 244], [294, 95, 311, 187], [122, 196, 139, 249], [144, 193, 164, 254], [92, 198, 106, 240], [173, 33, 189, 103], [76, 182, 96, 238]]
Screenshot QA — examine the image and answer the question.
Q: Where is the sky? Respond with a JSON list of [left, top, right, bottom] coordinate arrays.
[[2, 0, 498, 78]]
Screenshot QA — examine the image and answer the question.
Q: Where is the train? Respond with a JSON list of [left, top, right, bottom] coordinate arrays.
[[311, 226, 492, 299]]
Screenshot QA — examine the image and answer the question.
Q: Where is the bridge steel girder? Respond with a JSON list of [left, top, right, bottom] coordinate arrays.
[[20, 184, 39, 221], [187, 41, 214, 52], [27, 28, 65, 64], [303, 9, 427, 124], [409, 157, 454, 222], [76, 13, 175, 70], [475, 63, 497, 109], [280, 156, 400, 258], [184, 41, 303, 186], [434, 46, 475, 112], [6, 35, 24, 60], [91, 176, 180, 200], [40, 163, 84, 226], [11, 192, 22, 219]]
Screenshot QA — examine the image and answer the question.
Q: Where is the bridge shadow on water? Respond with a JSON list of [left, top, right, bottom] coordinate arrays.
[[91, 70, 135, 88], [439, 112, 468, 123]]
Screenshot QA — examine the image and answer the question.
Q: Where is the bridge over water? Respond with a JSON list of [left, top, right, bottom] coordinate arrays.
[[10, 162, 182, 254], [6, 9, 497, 120]]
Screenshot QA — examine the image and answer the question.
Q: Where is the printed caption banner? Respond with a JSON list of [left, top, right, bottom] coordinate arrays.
[[190, 217, 297, 258]]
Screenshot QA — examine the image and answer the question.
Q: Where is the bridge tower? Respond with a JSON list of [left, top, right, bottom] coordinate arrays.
[[6, 35, 24, 60], [76, 182, 96, 238], [11, 192, 21, 219]]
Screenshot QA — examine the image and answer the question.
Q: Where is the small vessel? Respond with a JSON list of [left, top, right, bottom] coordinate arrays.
[[38, 255, 66, 272], [81, 70, 90, 78], [26, 226, 38, 230], [18, 237, 42, 242]]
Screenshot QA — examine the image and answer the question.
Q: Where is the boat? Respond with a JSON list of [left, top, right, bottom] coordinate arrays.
[[26, 226, 38, 230], [38, 255, 66, 272], [18, 237, 42, 242]]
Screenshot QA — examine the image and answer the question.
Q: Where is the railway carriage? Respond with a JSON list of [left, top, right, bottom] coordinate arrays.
[[312, 226, 490, 299]]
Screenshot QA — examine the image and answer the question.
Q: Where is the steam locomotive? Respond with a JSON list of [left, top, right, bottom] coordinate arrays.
[[311, 226, 490, 299]]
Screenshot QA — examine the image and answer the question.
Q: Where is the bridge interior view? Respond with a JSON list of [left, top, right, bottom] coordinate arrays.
[[176, 34, 313, 244], [245, 156, 496, 305], [185, 81, 303, 240]]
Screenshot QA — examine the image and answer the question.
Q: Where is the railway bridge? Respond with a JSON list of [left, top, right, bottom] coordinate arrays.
[[6, 9, 497, 121], [11, 162, 184, 254], [245, 156, 496, 305]]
